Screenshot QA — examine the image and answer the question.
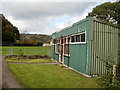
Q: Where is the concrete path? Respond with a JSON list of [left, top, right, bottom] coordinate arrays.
[[0, 55, 2, 89], [2, 55, 24, 88]]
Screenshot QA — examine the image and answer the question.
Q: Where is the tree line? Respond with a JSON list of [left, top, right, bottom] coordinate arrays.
[[1, 14, 20, 46], [1, 14, 44, 46]]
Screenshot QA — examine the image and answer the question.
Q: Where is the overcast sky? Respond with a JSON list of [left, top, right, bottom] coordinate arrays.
[[1, 0, 112, 35]]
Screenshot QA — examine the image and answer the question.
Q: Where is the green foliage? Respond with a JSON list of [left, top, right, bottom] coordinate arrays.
[[20, 34, 51, 46], [1, 14, 20, 45], [87, 1, 120, 25], [116, 58, 120, 88], [97, 52, 120, 89], [37, 42, 43, 46], [8, 64, 103, 88]]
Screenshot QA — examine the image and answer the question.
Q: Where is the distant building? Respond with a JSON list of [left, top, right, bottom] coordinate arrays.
[[43, 43, 51, 47]]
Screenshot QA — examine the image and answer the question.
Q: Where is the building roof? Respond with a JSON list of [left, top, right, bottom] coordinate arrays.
[[52, 17, 119, 35]]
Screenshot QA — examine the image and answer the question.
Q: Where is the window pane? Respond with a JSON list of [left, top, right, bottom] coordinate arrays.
[[63, 38, 66, 44], [61, 39, 63, 44], [76, 35, 80, 42], [64, 44, 69, 55], [74, 36, 77, 42], [58, 44, 61, 53], [81, 33, 85, 42], [55, 44, 60, 53], [68, 37, 70, 43], [71, 36, 74, 42], [58, 39, 60, 43]]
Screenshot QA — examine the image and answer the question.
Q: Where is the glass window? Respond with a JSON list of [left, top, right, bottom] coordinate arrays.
[[71, 36, 74, 42], [61, 39, 63, 44], [70, 32, 86, 43], [76, 35, 80, 42], [81, 33, 85, 42], [53, 39, 56, 44], [68, 37, 70, 43], [55, 44, 60, 53], [63, 38, 66, 44], [74, 36, 77, 42], [64, 44, 69, 55]]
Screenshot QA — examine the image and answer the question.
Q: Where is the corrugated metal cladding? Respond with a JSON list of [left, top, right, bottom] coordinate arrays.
[[89, 20, 119, 76], [52, 17, 120, 76]]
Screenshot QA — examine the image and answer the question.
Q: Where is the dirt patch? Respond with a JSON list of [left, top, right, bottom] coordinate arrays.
[[5, 55, 51, 60]]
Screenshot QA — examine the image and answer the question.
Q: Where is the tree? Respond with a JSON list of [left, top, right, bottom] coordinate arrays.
[[87, 1, 120, 26], [1, 14, 20, 45]]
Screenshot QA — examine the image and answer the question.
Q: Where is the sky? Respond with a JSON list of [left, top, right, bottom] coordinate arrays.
[[1, 0, 113, 35]]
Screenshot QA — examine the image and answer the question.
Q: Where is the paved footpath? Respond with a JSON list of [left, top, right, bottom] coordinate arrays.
[[0, 55, 2, 89], [2, 55, 24, 88]]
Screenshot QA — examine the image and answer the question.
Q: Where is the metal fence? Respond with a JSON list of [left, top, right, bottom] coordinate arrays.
[[2, 48, 52, 57]]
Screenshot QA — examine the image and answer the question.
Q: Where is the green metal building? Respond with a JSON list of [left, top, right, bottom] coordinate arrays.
[[51, 17, 120, 76]]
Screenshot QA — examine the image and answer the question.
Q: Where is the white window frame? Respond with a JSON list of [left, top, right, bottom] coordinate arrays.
[[70, 31, 86, 44], [63, 43, 70, 57], [55, 39, 60, 54], [63, 36, 70, 57]]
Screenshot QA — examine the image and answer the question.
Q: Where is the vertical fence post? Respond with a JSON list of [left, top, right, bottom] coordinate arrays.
[[112, 65, 116, 85]]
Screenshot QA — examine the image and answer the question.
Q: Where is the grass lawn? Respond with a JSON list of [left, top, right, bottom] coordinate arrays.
[[5, 58, 54, 63], [8, 64, 103, 88], [2, 46, 51, 55]]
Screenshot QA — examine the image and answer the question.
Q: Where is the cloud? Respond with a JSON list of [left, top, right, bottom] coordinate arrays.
[[2, 0, 112, 2], [2, 2, 99, 35]]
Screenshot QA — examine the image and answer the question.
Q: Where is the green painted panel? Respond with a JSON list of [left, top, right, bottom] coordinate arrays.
[[69, 44, 87, 74], [51, 45, 59, 61], [64, 56, 69, 66], [55, 54, 59, 61], [51, 45, 55, 59]]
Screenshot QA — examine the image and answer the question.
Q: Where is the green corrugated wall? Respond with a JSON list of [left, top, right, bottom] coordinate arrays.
[[89, 19, 119, 75], [69, 44, 88, 74]]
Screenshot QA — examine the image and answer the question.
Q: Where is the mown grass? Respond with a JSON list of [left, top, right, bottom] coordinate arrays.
[[2, 46, 51, 55], [8, 64, 103, 88], [5, 58, 54, 63]]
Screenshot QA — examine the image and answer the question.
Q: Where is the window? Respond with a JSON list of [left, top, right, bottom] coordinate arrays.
[[53, 39, 56, 44], [54, 38, 60, 54], [76, 35, 80, 42], [64, 44, 69, 55], [55, 43, 60, 53], [71, 36, 74, 42], [63, 38, 66, 44], [61, 39, 63, 44], [70, 32, 86, 43], [81, 33, 85, 42], [61, 37, 70, 56], [68, 37, 70, 43], [74, 36, 77, 42]]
